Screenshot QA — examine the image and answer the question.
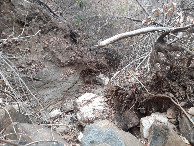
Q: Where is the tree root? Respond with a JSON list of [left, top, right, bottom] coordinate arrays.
[[148, 93, 194, 125]]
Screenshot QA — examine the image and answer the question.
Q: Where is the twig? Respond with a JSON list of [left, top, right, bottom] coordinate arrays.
[[122, 16, 142, 22], [135, 0, 149, 16], [50, 125, 54, 141], [129, 98, 137, 111], [0, 30, 41, 43], [0, 139, 18, 146], [121, 16, 164, 26], [0, 89, 21, 112], [136, 53, 150, 70], [40, 123, 68, 126], [4, 108, 17, 134], [131, 72, 149, 93], [110, 53, 150, 83]]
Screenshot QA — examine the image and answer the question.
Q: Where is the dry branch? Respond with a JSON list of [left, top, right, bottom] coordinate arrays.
[[0, 30, 41, 43], [95, 24, 194, 48]]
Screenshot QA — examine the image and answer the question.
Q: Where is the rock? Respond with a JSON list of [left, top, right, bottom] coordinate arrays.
[[17, 123, 67, 145], [166, 107, 177, 124], [0, 105, 31, 131], [78, 132, 84, 142], [81, 120, 143, 146], [140, 112, 168, 138], [113, 110, 139, 131], [97, 74, 110, 85], [168, 118, 177, 125], [93, 77, 104, 85], [121, 110, 139, 129], [55, 125, 69, 134], [49, 109, 62, 119], [2, 123, 67, 145], [0, 98, 3, 103], [55, 115, 72, 133], [166, 107, 177, 119], [179, 115, 194, 145], [90, 86, 106, 96], [61, 99, 75, 113], [148, 122, 187, 146], [188, 107, 194, 115], [76, 93, 110, 125]]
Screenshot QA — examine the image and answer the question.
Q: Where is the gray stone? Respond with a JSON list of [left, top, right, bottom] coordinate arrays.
[[167, 107, 177, 119], [2, 123, 67, 145], [81, 120, 143, 146], [3, 136, 65, 146], [0, 105, 31, 131], [90, 86, 106, 96], [113, 110, 139, 131], [167, 107, 177, 124], [97, 74, 110, 86], [179, 115, 194, 145], [55, 115, 72, 133], [25, 64, 82, 111], [17, 123, 67, 145], [49, 109, 62, 119], [148, 122, 187, 146], [61, 99, 75, 113]]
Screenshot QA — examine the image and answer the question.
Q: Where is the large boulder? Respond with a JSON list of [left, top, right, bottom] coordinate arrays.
[[81, 120, 143, 146]]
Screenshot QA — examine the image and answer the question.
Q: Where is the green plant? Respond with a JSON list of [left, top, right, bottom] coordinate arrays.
[[118, 7, 127, 13], [77, 0, 85, 8], [75, 15, 83, 27]]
